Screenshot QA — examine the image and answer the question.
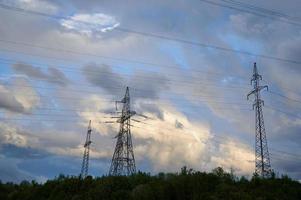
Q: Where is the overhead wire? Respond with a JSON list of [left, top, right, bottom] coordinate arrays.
[[200, 0, 301, 27], [221, 0, 301, 22], [131, 120, 301, 161], [265, 105, 301, 120], [0, 58, 251, 89], [0, 3, 301, 65], [0, 1, 300, 171], [0, 47, 249, 81], [268, 90, 301, 104]]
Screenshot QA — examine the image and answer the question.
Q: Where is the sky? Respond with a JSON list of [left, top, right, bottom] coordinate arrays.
[[0, 0, 300, 183]]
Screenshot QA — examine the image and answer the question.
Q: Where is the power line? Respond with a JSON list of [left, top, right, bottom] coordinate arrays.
[[3, 49, 298, 97], [0, 76, 252, 104], [270, 149, 301, 160], [268, 90, 301, 104], [0, 2, 300, 173], [0, 65, 301, 111], [1, 59, 300, 110], [221, 0, 301, 23], [265, 105, 301, 120], [0, 58, 250, 89], [131, 129, 296, 164], [0, 48, 248, 80], [0, 103, 252, 117], [0, 109, 299, 161], [1, 81, 249, 100], [1, 84, 299, 119], [262, 79, 301, 98], [134, 121, 301, 160], [1, 3, 301, 65], [200, 0, 301, 27], [202, 130, 301, 160]]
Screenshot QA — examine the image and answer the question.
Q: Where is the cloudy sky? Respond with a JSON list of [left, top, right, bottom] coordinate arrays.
[[0, 0, 300, 182]]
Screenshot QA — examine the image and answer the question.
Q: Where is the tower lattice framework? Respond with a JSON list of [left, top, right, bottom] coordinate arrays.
[[109, 87, 136, 176], [247, 62, 272, 178], [80, 120, 92, 178]]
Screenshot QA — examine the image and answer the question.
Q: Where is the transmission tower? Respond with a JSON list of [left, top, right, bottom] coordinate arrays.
[[109, 87, 137, 176], [247, 62, 272, 178], [80, 120, 92, 178]]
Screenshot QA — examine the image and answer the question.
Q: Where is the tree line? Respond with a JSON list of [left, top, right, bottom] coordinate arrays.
[[0, 167, 300, 200]]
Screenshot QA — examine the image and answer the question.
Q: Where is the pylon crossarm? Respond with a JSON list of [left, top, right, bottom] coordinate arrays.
[[247, 90, 256, 100]]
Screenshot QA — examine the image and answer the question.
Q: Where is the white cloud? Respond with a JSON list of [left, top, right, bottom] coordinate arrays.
[[61, 13, 120, 37], [0, 77, 40, 113], [0, 123, 28, 147], [11, 77, 40, 112], [211, 139, 254, 175], [78, 95, 254, 174]]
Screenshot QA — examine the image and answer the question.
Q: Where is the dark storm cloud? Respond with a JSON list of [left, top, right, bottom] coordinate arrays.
[[12, 63, 69, 86], [82, 64, 169, 99]]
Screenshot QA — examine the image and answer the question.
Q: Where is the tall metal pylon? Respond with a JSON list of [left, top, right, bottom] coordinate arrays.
[[80, 120, 92, 178], [109, 87, 136, 176], [247, 62, 272, 178]]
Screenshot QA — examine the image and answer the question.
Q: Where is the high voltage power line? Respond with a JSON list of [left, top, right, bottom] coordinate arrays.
[[0, 71, 300, 118], [0, 61, 299, 118], [1, 79, 249, 95], [0, 66, 250, 90], [200, 0, 301, 27], [1, 77, 300, 108], [1, 52, 297, 98], [265, 106, 301, 119], [268, 91, 301, 104], [0, 47, 248, 80], [0, 111, 299, 164], [1, 81, 300, 109], [0, 82, 251, 103], [0, 1, 300, 177], [1, 3, 301, 65], [0, 103, 299, 121], [130, 120, 301, 160], [2, 84, 300, 115], [2, 80, 300, 104], [0, 113, 300, 161]]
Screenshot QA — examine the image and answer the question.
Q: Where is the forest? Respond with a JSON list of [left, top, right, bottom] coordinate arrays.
[[0, 167, 300, 200]]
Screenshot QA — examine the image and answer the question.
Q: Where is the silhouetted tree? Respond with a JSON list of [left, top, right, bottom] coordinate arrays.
[[0, 167, 300, 200]]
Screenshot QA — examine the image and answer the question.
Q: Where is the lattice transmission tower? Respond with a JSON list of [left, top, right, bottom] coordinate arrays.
[[80, 120, 92, 178], [109, 87, 137, 176], [247, 62, 272, 178]]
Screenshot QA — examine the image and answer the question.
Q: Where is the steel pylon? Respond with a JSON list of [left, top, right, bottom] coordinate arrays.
[[247, 63, 272, 178], [80, 120, 92, 178], [109, 87, 136, 176]]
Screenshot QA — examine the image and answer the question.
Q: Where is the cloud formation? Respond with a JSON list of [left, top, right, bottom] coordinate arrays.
[[82, 64, 169, 99], [0, 77, 39, 113], [0, 85, 25, 113], [12, 63, 69, 86], [61, 13, 120, 37], [0, 0, 300, 182]]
